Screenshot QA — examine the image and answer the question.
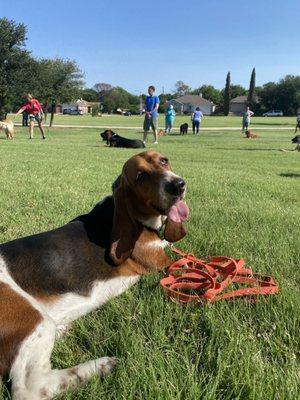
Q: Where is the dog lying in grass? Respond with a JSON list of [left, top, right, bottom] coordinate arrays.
[[100, 129, 145, 148], [0, 118, 14, 140], [245, 130, 258, 139], [281, 135, 300, 152], [0, 151, 188, 399]]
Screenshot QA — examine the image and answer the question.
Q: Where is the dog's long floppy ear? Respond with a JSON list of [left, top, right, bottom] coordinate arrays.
[[109, 185, 142, 266], [164, 219, 187, 243]]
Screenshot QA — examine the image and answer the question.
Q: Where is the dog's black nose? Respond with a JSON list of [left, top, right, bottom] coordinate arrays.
[[165, 178, 186, 196]]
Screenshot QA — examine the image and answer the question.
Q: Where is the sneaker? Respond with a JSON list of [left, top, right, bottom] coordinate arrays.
[[154, 141, 158, 145], [42, 137, 46, 140], [143, 140, 146, 145]]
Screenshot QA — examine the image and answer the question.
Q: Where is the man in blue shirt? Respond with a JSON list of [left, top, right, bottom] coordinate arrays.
[[143, 85, 160, 144]]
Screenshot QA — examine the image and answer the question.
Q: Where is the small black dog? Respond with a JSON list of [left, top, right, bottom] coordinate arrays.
[[100, 129, 145, 148], [180, 123, 188, 135]]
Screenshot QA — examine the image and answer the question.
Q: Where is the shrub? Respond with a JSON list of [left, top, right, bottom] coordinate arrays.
[[91, 106, 99, 117]]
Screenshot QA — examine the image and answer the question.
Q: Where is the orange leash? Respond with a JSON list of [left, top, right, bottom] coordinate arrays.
[[160, 247, 278, 304]]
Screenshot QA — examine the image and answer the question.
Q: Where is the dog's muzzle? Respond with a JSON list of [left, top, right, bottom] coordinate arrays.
[[164, 178, 186, 197]]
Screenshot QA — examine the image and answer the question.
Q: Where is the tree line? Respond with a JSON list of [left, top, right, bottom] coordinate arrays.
[[1, 18, 299, 119], [0, 18, 84, 125]]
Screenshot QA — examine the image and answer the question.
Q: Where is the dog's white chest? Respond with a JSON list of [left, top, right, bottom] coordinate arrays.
[[45, 275, 140, 325]]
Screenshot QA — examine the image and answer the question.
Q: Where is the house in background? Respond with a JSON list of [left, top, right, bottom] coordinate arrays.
[[56, 99, 99, 114], [229, 95, 259, 115], [167, 95, 216, 115]]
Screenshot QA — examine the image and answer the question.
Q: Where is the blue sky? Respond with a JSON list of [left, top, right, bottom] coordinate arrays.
[[2, 0, 300, 94]]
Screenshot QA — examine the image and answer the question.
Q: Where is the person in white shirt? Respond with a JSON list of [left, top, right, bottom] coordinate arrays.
[[242, 106, 254, 133]]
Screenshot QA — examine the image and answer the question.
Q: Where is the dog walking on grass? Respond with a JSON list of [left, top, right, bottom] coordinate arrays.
[[0, 118, 14, 140]]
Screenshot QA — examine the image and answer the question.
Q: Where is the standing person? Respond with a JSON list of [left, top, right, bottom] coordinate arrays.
[[143, 85, 159, 145], [191, 107, 203, 134], [242, 106, 254, 133], [165, 104, 175, 134], [15, 94, 46, 139], [22, 110, 28, 127], [294, 112, 300, 133]]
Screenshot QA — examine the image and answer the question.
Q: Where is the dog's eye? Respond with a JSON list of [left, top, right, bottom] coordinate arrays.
[[136, 171, 148, 182], [161, 158, 169, 167]]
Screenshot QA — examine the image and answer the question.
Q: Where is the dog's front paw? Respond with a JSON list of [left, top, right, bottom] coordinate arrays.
[[97, 356, 118, 377]]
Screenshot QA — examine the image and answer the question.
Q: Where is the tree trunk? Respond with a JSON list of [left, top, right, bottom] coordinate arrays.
[[0, 99, 6, 120], [50, 103, 56, 127], [43, 101, 48, 122]]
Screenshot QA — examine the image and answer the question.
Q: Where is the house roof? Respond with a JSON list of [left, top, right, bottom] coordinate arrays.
[[61, 99, 96, 107], [230, 95, 260, 104], [230, 95, 248, 104], [170, 95, 215, 106], [76, 99, 91, 106]]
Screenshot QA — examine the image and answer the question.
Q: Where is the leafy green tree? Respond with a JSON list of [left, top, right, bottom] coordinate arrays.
[[158, 93, 174, 113], [276, 75, 300, 115], [98, 86, 139, 113], [174, 81, 191, 97], [230, 85, 247, 99], [93, 83, 114, 93], [33, 58, 84, 125], [0, 18, 32, 117], [259, 82, 278, 111], [80, 88, 99, 102], [259, 76, 300, 115], [191, 85, 221, 105], [223, 72, 231, 115]]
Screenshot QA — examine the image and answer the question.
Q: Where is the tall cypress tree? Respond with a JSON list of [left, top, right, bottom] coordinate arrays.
[[224, 72, 231, 115], [247, 68, 256, 107]]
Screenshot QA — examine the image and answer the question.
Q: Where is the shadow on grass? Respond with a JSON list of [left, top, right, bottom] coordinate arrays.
[[279, 172, 300, 178], [214, 147, 277, 152], [253, 122, 294, 126]]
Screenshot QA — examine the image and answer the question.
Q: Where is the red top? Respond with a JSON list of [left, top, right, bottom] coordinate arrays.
[[21, 99, 43, 115]]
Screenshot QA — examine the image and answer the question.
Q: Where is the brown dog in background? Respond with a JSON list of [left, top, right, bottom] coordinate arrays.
[[245, 130, 258, 139], [0, 119, 14, 139], [158, 129, 166, 138]]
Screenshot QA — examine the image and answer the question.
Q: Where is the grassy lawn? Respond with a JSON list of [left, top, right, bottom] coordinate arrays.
[[0, 127, 299, 400], [10, 113, 296, 129]]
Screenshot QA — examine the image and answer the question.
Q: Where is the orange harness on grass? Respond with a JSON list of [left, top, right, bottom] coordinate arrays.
[[160, 247, 278, 304]]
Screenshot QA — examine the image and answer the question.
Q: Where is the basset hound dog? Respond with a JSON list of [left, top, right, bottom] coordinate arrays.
[[100, 129, 145, 148], [0, 151, 189, 399], [0, 119, 14, 140]]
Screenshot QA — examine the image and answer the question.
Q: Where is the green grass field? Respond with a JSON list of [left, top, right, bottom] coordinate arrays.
[[0, 125, 299, 400], [11, 113, 296, 129]]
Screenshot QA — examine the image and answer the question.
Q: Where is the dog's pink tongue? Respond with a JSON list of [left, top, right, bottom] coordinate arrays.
[[167, 201, 189, 223]]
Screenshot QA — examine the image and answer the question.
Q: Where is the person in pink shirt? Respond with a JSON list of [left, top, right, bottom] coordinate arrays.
[[16, 94, 46, 139]]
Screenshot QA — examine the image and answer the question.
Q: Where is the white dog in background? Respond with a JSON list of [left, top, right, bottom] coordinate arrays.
[[0, 118, 14, 139]]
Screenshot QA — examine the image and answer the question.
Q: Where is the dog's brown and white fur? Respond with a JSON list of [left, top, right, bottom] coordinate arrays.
[[0, 119, 14, 140], [245, 130, 258, 139], [0, 151, 187, 399]]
